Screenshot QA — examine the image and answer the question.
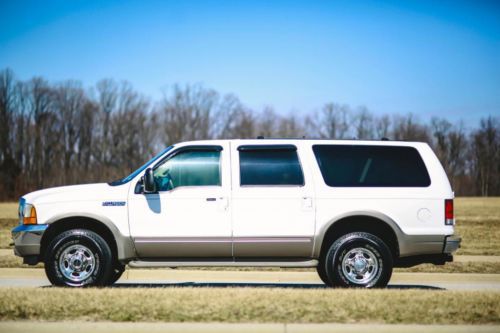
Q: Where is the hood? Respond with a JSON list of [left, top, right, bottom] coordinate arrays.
[[22, 183, 129, 205]]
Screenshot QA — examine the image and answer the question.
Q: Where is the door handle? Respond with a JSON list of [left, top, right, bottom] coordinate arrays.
[[206, 198, 216, 202]]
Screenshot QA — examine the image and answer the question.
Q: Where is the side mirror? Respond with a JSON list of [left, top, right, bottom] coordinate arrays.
[[144, 168, 156, 193]]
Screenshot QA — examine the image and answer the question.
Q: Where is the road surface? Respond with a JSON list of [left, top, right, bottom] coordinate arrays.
[[0, 268, 499, 290]]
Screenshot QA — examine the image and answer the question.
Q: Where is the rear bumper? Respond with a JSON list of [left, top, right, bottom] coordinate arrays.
[[443, 235, 461, 254], [11, 224, 48, 257], [396, 235, 461, 268]]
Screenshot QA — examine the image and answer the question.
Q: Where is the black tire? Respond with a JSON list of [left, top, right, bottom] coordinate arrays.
[[44, 229, 113, 287], [108, 263, 125, 285], [324, 232, 393, 288], [316, 257, 333, 286]]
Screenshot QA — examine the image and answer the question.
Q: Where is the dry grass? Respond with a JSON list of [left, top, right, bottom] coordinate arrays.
[[0, 219, 16, 249], [0, 203, 17, 219], [395, 262, 500, 274], [0, 288, 499, 324], [454, 197, 500, 256]]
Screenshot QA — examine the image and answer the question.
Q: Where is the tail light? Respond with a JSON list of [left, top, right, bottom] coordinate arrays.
[[445, 199, 454, 226]]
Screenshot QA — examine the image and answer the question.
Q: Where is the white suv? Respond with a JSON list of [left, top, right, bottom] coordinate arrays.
[[12, 139, 461, 288]]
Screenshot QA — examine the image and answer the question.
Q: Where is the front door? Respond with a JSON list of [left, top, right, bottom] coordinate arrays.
[[128, 143, 232, 258]]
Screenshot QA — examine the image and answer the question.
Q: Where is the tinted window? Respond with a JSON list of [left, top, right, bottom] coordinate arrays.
[[154, 149, 221, 191], [239, 146, 304, 186], [313, 145, 431, 187]]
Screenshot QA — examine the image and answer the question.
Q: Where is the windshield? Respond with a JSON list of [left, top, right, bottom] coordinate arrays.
[[108, 146, 173, 186]]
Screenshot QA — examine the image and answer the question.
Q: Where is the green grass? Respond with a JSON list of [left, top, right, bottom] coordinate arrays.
[[0, 288, 499, 324]]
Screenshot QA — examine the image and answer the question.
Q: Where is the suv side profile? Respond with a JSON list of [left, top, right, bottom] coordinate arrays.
[[12, 139, 461, 288]]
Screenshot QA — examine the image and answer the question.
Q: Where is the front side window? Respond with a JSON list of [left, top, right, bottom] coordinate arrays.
[[313, 144, 431, 187], [239, 145, 304, 186], [154, 149, 221, 191]]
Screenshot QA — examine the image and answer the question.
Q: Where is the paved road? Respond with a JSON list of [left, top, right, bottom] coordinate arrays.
[[1, 268, 499, 290], [1, 322, 499, 333]]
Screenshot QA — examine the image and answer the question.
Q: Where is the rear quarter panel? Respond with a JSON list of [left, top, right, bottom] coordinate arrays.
[[305, 141, 455, 256]]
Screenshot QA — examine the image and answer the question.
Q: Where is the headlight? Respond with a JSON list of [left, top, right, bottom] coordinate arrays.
[[22, 203, 37, 225]]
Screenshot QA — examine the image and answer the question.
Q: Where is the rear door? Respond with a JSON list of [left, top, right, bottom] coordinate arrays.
[[230, 142, 315, 258]]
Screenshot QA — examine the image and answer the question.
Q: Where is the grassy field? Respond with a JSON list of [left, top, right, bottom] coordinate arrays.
[[0, 202, 16, 219], [1, 198, 499, 272], [454, 197, 500, 255], [0, 288, 499, 324]]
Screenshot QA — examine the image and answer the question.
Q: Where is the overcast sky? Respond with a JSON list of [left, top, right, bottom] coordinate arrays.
[[1, 0, 499, 124]]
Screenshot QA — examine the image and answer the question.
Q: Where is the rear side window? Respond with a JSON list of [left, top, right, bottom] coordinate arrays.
[[313, 145, 431, 187], [239, 145, 304, 186]]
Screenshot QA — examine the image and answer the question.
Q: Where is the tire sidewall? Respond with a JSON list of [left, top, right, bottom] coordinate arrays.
[[45, 230, 111, 287], [326, 233, 393, 288]]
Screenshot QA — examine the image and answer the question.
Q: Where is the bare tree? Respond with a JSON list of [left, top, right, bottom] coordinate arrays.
[[0, 69, 19, 197], [159, 84, 218, 144], [353, 107, 374, 140], [0, 68, 498, 199], [306, 103, 350, 139], [472, 117, 500, 196], [392, 114, 430, 142]]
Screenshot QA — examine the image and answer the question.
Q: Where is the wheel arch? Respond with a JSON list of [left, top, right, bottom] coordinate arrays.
[[40, 214, 136, 262], [314, 212, 402, 260]]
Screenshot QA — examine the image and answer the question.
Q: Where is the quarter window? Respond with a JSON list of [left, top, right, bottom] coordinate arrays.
[[239, 145, 304, 186], [313, 145, 431, 187], [154, 149, 221, 191]]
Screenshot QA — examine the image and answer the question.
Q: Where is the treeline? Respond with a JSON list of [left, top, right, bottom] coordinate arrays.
[[0, 68, 499, 200]]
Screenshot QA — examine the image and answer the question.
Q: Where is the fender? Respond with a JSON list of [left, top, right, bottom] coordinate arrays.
[[44, 212, 137, 261], [312, 210, 405, 258]]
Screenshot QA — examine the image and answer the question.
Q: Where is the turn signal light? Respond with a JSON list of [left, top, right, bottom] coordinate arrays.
[[23, 206, 37, 225]]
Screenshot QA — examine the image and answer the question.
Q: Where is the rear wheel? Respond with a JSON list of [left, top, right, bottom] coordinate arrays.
[[44, 229, 113, 287], [324, 232, 393, 288], [108, 263, 125, 284]]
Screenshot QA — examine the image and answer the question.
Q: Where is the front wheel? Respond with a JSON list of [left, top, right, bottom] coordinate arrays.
[[324, 232, 393, 288], [316, 260, 332, 286], [44, 229, 113, 287]]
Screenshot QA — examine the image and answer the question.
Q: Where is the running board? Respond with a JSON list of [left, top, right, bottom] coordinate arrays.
[[128, 259, 318, 268]]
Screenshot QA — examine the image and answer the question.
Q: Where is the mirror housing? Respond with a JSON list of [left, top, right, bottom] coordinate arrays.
[[144, 168, 156, 193]]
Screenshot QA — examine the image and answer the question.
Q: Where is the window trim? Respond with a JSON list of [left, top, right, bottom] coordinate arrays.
[[312, 144, 432, 188], [152, 145, 223, 192], [238, 145, 305, 187]]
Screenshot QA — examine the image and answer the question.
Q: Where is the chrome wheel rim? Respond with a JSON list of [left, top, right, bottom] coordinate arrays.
[[341, 247, 379, 284], [58, 244, 96, 282]]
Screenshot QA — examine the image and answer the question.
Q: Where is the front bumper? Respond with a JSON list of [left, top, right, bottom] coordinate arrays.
[[443, 235, 461, 254], [11, 224, 48, 257]]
